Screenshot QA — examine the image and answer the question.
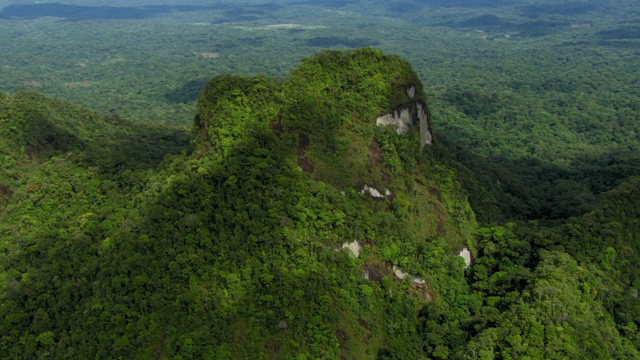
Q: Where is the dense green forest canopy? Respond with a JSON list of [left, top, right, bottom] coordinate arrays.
[[1, 46, 640, 359], [1, 0, 640, 358], [0, 0, 638, 222]]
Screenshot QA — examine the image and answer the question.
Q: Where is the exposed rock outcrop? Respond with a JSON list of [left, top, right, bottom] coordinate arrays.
[[360, 184, 393, 199], [376, 86, 433, 148], [342, 240, 362, 258], [458, 247, 473, 268], [393, 265, 427, 284]]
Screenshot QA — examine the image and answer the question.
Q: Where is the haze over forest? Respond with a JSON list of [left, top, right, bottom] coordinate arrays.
[[0, 0, 639, 358]]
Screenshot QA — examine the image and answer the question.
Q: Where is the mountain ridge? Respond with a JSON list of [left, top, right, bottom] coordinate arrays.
[[1, 48, 639, 359]]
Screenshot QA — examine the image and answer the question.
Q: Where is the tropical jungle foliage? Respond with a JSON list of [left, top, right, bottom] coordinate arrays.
[[1, 0, 639, 359]]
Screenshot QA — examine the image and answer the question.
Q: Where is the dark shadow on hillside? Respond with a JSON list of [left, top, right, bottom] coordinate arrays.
[[560, 40, 640, 50], [456, 14, 510, 28], [0, 3, 244, 20], [572, 150, 640, 194], [595, 40, 640, 49], [597, 26, 640, 40], [437, 134, 640, 224], [4, 91, 85, 161], [24, 114, 84, 160], [165, 78, 210, 104], [0, 91, 363, 356], [84, 119, 190, 173], [80, 120, 356, 357], [441, 87, 502, 118]]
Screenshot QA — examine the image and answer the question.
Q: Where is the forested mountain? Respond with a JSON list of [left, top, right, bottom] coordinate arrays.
[[1, 48, 640, 359], [1, 0, 637, 223]]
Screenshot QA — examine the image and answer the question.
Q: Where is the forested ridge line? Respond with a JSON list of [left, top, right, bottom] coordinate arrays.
[[0, 48, 639, 359]]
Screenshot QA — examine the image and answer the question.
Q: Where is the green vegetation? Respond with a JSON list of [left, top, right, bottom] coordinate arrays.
[[0, 0, 637, 220], [0, 0, 639, 358], [0, 49, 476, 359]]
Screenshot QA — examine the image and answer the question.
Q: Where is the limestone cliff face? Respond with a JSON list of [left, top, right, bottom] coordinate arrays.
[[375, 86, 433, 148]]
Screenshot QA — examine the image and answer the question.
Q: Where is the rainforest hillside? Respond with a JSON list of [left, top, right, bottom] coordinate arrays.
[[1, 0, 638, 227], [1, 48, 640, 359]]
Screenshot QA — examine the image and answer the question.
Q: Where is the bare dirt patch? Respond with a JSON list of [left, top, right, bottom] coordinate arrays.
[[297, 134, 314, 173], [436, 218, 445, 236], [381, 171, 391, 183], [297, 154, 314, 173], [0, 183, 12, 196], [368, 138, 383, 166], [428, 186, 442, 202], [357, 318, 370, 329]]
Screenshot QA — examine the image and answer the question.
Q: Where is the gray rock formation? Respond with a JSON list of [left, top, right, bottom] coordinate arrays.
[[393, 265, 426, 284], [375, 86, 433, 148]]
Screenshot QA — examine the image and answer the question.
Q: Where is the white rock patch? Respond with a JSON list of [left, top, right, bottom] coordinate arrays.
[[393, 265, 408, 280], [407, 86, 416, 100], [393, 265, 426, 284], [458, 247, 472, 268], [412, 276, 426, 285], [417, 103, 433, 146], [375, 99, 433, 147], [361, 185, 384, 199], [342, 241, 361, 258], [360, 185, 393, 199], [376, 108, 413, 135]]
